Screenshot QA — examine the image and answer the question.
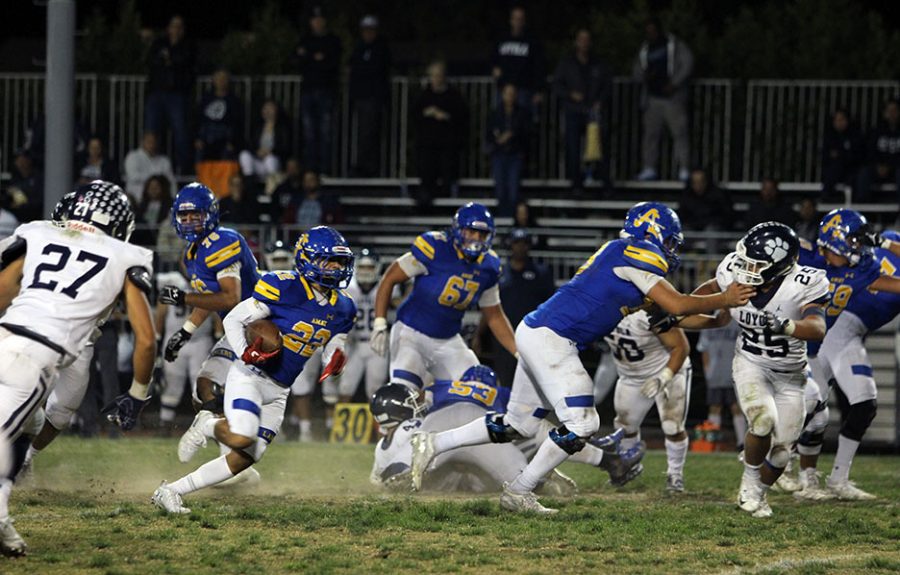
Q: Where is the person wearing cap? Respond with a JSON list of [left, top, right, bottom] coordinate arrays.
[[349, 15, 392, 178], [296, 5, 342, 174], [475, 228, 554, 386]]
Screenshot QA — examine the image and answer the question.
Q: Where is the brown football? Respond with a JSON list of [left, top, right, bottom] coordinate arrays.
[[245, 319, 283, 353]]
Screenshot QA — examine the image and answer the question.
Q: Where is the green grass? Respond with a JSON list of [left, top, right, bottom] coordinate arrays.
[[5, 437, 899, 574]]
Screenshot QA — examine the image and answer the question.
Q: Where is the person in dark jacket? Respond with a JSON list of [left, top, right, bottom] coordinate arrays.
[[195, 68, 244, 161], [856, 99, 900, 202], [75, 136, 120, 185], [821, 108, 865, 201], [487, 85, 530, 217], [553, 29, 613, 191], [413, 61, 468, 207], [296, 5, 342, 174], [144, 15, 195, 174], [745, 178, 795, 228], [491, 6, 544, 118], [240, 99, 292, 181], [349, 15, 391, 177], [678, 168, 734, 253]]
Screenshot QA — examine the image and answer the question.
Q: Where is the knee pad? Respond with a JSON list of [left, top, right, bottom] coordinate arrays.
[[549, 425, 587, 455], [746, 405, 776, 437], [797, 429, 825, 456], [766, 444, 791, 469], [485, 412, 522, 444], [841, 399, 877, 441]]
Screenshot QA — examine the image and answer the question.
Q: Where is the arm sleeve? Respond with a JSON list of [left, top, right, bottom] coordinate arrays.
[[478, 284, 501, 308], [223, 298, 271, 355], [396, 251, 428, 278], [613, 266, 663, 295]]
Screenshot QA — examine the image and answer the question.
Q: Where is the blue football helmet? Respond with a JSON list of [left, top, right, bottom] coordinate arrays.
[[452, 202, 495, 258], [460, 364, 497, 388], [817, 208, 872, 266], [171, 182, 220, 242], [61, 180, 135, 241], [621, 202, 684, 270], [294, 226, 355, 289]]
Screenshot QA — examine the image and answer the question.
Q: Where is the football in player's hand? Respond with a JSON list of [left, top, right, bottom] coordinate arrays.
[[245, 319, 283, 353]]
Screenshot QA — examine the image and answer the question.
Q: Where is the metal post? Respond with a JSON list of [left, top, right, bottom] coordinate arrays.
[[44, 0, 76, 213]]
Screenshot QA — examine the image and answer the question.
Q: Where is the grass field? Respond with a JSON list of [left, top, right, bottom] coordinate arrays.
[[4, 437, 899, 574]]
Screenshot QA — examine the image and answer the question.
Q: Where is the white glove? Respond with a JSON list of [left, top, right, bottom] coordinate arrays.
[[640, 367, 674, 399], [370, 317, 389, 356]]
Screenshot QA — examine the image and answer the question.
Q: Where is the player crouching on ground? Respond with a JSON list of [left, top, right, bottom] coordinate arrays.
[[672, 222, 828, 518], [152, 227, 356, 513]]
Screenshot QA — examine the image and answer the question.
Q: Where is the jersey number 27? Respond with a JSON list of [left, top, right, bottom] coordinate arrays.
[[29, 243, 109, 299]]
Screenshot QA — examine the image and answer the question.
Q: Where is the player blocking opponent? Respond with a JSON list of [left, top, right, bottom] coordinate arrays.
[[410, 202, 755, 514], [152, 227, 356, 513], [370, 202, 516, 390]]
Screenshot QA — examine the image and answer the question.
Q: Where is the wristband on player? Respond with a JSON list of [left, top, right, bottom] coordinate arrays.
[[182, 320, 199, 335], [373, 317, 388, 331], [783, 319, 796, 336], [658, 367, 674, 385]]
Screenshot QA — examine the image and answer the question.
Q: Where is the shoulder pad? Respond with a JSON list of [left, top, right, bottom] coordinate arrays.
[[127, 266, 153, 295], [622, 241, 669, 276], [0, 237, 26, 271]]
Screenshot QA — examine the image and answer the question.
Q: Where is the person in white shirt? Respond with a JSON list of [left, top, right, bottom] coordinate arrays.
[[124, 131, 177, 202]]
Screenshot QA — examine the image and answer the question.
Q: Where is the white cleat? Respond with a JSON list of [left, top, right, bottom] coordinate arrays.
[[409, 432, 436, 492], [151, 481, 191, 514], [826, 478, 876, 501], [178, 410, 214, 463], [539, 469, 578, 497], [737, 476, 763, 514], [666, 473, 685, 494], [751, 494, 773, 518], [0, 519, 27, 557], [793, 470, 835, 501], [217, 467, 261, 488], [500, 483, 558, 515], [774, 472, 801, 493]]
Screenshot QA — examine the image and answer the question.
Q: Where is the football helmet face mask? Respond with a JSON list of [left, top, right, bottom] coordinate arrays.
[[62, 180, 135, 241], [734, 222, 799, 286], [294, 226, 355, 290], [370, 383, 426, 430], [621, 201, 684, 271], [460, 365, 498, 388], [817, 208, 872, 266], [171, 182, 220, 242], [263, 240, 294, 271], [452, 202, 495, 258], [355, 248, 379, 289]]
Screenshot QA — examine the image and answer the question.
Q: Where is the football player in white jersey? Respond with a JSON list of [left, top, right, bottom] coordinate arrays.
[[677, 222, 829, 518], [606, 309, 692, 493], [0, 181, 156, 555]]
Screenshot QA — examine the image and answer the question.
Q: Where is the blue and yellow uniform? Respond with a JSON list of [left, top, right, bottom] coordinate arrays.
[[429, 379, 511, 414], [184, 227, 260, 317], [251, 270, 357, 387], [397, 231, 502, 339], [525, 238, 668, 347]]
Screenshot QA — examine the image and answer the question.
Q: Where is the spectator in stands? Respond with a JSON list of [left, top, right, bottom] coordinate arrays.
[[7, 149, 43, 222], [679, 168, 734, 252], [856, 98, 900, 203], [22, 112, 90, 169], [487, 84, 530, 217], [476, 228, 554, 386], [0, 190, 19, 240], [195, 68, 244, 162], [219, 174, 261, 225], [131, 175, 173, 247], [745, 178, 796, 228], [513, 200, 545, 249], [144, 14, 195, 174], [124, 131, 177, 202], [349, 15, 391, 177], [553, 28, 613, 192], [414, 60, 468, 207], [296, 5, 342, 175], [491, 5, 544, 119], [632, 16, 693, 182], [76, 136, 119, 185], [794, 197, 819, 243], [289, 170, 343, 230], [272, 157, 305, 225], [239, 98, 292, 183], [821, 108, 864, 202]]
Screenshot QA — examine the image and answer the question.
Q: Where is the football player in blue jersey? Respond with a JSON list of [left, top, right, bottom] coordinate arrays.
[[159, 183, 261, 421], [369, 202, 517, 390], [806, 208, 900, 499], [152, 227, 357, 513], [409, 202, 755, 513]]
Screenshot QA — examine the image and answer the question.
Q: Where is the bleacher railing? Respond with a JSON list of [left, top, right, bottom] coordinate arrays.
[[2, 74, 898, 184]]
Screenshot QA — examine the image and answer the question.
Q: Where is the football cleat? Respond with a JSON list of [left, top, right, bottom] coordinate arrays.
[[602, 442, 646, 487], [737, 476, 763, 514], [751, 494, 773, 518], [500, 483, 558, 515], [666, 473, 685, 494], [773, 472, 801, 493], [216, 467, 261, 489], [409, 432, 436, 492], [538, 469, 578, 497], [0, 519, 27, 557], [178, 410, 214, 463], [793, 469, 835, 501], [588, 427, 624, 451], [151, 481, 191, 514], [826, 478, 876, 501]]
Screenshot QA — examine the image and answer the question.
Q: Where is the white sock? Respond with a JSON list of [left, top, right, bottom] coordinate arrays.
[[0, 479, 11, 522], [169, 455, 235, 495], [620, 434, 639, 451], [566, 443, 604, 466], [708, 413, 722, 426], [742, 462, 761, 484], [433, 418, 490, 453], [509, 437, 569, 493], [733, 416, 748, 447], [159, 406, 176, 423], [830, 434, 860, 484], [665, 437, 689, 476], [202, 416, 221, 438]]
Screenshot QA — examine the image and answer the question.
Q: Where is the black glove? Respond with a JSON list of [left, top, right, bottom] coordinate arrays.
[[763, 311, 793, 335], [102, 393, 150, 431], [159, 285, 186, 306], [647, 309, 681, 334], [862, 230, 886, 248], [164, 328, 193, 362]]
